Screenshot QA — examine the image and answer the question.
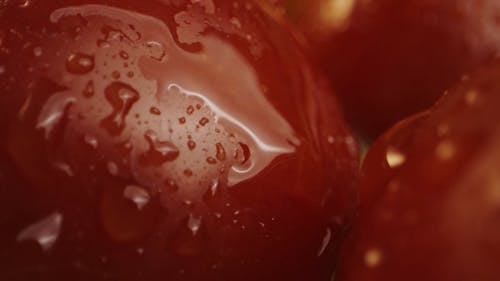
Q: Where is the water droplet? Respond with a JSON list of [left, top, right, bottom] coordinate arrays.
[[84, 135, 98, 149], [100, 82, 140, 135], [0, 65, 5, 75], [206, 157, 216, 164], [238, 142, 250, 164], [15, 0, 31, 8], [149, 107, 161, 115], [188, 214, 202, 235], [17, 213, 63, 252], [83, 80, 94, 98], [199, 117, 209, 126], [36, 94, 75, 139], [184, 169, 193, 177], [187, 140, 196, 150], [216, 143, 226, 161], [33, 46, 43, 57], [123, 185, 150, 210], [107, 161, 119, 176], [140, 130, 180, 166], [317, 227, 332, 256], [66, 53, 94, 74], [178, 117, 186, 124], [209, 178, 219, 196], [127, 71, 134, 78], [119, 50, 129, 60], [386, 146, 406, 168], [327, 135, 335, 144], [97, 39, 111, 48], [364, 248, 382, 268], [144, 41, 166, 61], [112, 71, 121, 79], [186, 105, 194, 115]]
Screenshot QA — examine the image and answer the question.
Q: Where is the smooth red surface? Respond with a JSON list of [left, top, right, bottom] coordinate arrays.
[[274, 0, 500, 139], [0, 1, 359, 280], [336, 61, 500, 281]]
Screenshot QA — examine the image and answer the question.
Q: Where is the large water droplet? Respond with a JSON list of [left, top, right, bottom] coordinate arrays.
[[66, 53, 94, 74], [17, 213, 63, 252], [139, 130, 179, 166], [100, 82, 140, 135], [123, 185, 150, 210]]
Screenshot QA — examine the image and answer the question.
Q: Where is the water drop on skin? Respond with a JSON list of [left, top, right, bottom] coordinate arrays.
[[100, 82, 140, 135], [17, 213, 63, 252], [386, 146, 406, 168], [216, 142, 226, 161], [123, 185, 150, 210], [66, 53, 95, 74], [140, 130, 180, 166], [187, 214, 202, 236]]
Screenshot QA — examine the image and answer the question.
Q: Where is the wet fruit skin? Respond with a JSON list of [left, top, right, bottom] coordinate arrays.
[[0, 1, 359, 281], [336, 60, 500, 281], [272, 0, 500, 139]]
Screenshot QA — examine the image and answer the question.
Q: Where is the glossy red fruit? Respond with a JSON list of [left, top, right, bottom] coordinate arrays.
[[0, 1, 359, 280], [336, 60, 500, 281], [272, 0, 500, 139]]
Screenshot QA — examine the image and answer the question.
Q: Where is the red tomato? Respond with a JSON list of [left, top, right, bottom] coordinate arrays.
[[273, 0, 500, 139], [0, 1, 359, 280], [336, 60, 500, 281]]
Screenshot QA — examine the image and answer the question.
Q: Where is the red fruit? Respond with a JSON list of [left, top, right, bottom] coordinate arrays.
[[0, 1, 359, 280], [336, 60, 500, 281], [273, 0, 500, 138]]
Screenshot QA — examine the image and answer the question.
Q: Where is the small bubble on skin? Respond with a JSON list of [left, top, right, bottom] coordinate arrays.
[[107, 161, 119, 176], [364, 248, 383, 268], [187, 140, 196, 150], [0, 65, 5, 75], [178, 117, 186, 124], [386, 146, 406, 168], [66, 53, 95, 74], [127, 71, 134, 78], [186, 105, 195, 115], [435, 139, 456, 160], [149, 107, 161, 115], [33, 46, 43, 57], [327, 135, 335, 144]]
